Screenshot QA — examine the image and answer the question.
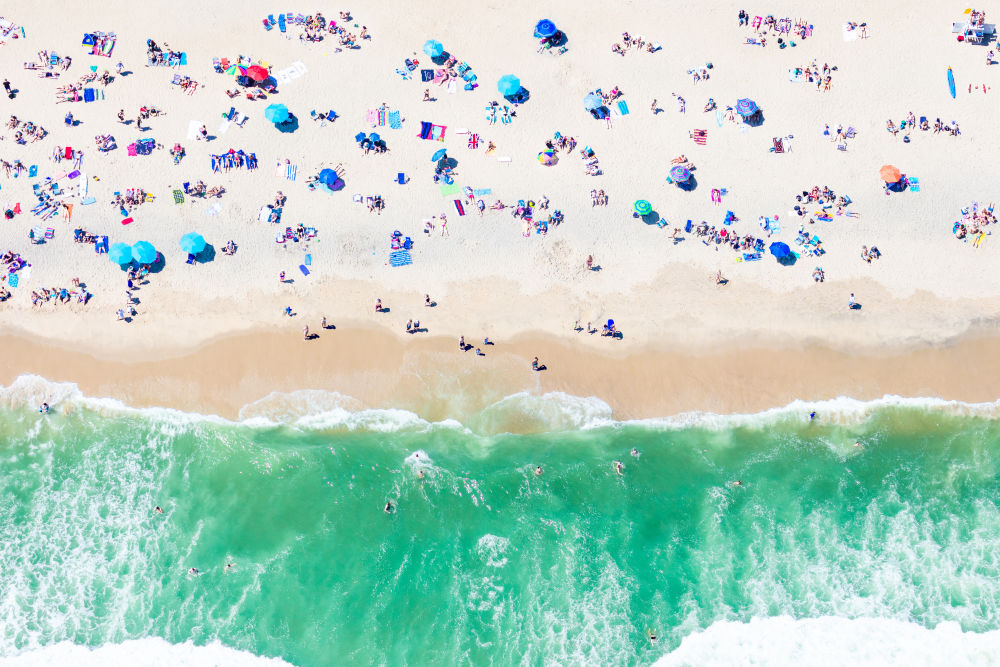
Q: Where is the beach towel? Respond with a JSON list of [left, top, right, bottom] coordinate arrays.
[[617, 100, 630, 115], [742, 252, 763, 262], [418, 121, 433, 139], [420, 69, 434, 82], [788, 69, 804, 83], [8, 274, 17, 288], [715, 110, 724, 127], [692, 129, 707, 145], [64, 147, 73, 160], [286, 164, 297, 181], [304, 253, 311, 266], [95, 236, 108, 254], [468, 133, 479, 149], [907, 177, 920, 193], [431, 124, 446, 141], [440, 183, 461, 197], [473, 188, 492, 196], [28, 165, 37, 178], [389, 250, 412, 267], [81, 197, 96, 205], [447, 80, 457, 94], [454, 199, 465, 216], [378, 108, 387, 126], [387, 110, 402, 129], [187, 120, 203, 140], [365, 108, 377, 125], [843, 24, 860, 42], [205, 201, 222, 216], [83, 88, 96, 103], [121, 217, 133, 225], [173, 189, 184, 204], [217, 119, 231, 135], [127, 143, 138, 157], [299, 264, 310, 276]]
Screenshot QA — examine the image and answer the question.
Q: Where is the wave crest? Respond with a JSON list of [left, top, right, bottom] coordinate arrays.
[[3, 638, 292, 666]]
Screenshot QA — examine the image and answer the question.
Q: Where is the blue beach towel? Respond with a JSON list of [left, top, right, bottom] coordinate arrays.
[[304, 253, 311, 266], [387, 110, 402, 129], [715, 110, 724, 127], [278, 14, 286, 32], [473, 188, 492, 196], [179, 52, 188, 65], [389, 250, 412, 267], [8, 274, 17, 288], [421, 69, 434, 82], [299, 264, 310, 276], [286, 164, 297, 181], [617, 100, 630, 115]]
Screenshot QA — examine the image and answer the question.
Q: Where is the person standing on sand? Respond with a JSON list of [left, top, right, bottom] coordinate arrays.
[[423, 89, 431, 101], [303, 325, 309, 339], [459, 335, 465, 350], [321, 316, 327, 329], [425, 294, 431, 306], [848, 293, 856, 309], [650, 99, 658, 114], [375, 298, 382, 312]]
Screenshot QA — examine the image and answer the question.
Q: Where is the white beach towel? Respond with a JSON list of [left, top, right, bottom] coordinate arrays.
[[187, 120, 204, 140], [205, 202, 222, 216], [447, 79, 457, 94]]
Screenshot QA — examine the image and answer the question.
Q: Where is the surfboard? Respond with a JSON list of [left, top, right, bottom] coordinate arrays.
[[948, 67, 956, 98]]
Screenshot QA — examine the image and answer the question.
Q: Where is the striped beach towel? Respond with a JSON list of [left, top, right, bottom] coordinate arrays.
[[617, 100, 630, 115], [378, 109, 386, 126], [286, 164, 297, 181], [389, 250, 412, 267], [387, 110, 402, 129], [454, 199, 466, 216], [692, 129, 708, 145]]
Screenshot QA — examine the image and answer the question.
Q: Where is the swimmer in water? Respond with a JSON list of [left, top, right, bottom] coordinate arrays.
[[647, 630, 658, 645], [417, 469, 425, 479], [731, 480, 744, 487], [154, 506, 163, 514], [225, 563, 234, 571], [809, 411, 816, 420], [384, 501, 393, 514], [854, 441, 862, 448], [535, 466, 543, 475], [39, 402, 49, 414], [188, 567, 200, 575], [630, 448, 639, 458], [615, 461, 624, 475]]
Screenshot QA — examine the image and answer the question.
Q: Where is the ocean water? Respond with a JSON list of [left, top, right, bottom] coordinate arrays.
[[3, 376, 1000, 666]]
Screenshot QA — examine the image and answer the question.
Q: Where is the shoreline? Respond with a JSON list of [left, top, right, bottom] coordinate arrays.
[[4, 324, 1000, 428]]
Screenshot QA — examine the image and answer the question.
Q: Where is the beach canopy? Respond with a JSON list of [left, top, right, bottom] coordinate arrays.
[[245, 65, 269, 82], [634, 199, 653, 216], [108, 242, 132, 265], [423, 40, 444, 58], [131, 241, 157, 264], [769, 241, 791, 259], [534, 19, 557, 38], [431, 148, 448, 162], [264, 104, 290, 124], [179, 232, 206, 254], [318, 168, 338, 185], [583, 93, 603, 110], [879, 164, 902, 182], [538, 150, 556, 165], [735, 98, 758, 117], [498, 75, 521, 96], [669, 165, 691, 183]]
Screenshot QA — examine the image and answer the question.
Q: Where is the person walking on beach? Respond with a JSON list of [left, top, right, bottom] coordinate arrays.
[[651, 99, 658, 114], [425, 294, 431, 307], [459, 335, 465, 350], [303, 325, 309, 339], [375, 298, 383, 312]]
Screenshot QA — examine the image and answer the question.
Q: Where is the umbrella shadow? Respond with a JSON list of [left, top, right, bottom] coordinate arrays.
[[776, 253, 797, 267], [141, 253, 166, 273], [276, 114, 299, 133], [195, 244, 216, 263], [745, 110, 765, 127], [431, 51, 450, 65], [505, 88, 530, 104], [640, 211, 660, 225], [677, 175, 698, 191]]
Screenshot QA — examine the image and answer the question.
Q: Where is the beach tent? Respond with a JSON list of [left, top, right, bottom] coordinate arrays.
[[534, 19, 557, 38], [245, 65, 269, 82], [108, 242, 132, 264], [179, 232, 206, 254], [131, 241, 157, 264], [735, 98, 758, 117], [423, 40, 444, 58], [669, 165, 691, 183], [769, 241, 791, 258], [264, 104, 290, 124], [583, 93, 603, 110], [318, 168, 338, 185], [879, 164, 902, 183], [498, 75, 521, 96], [634, 200, 653, 215]]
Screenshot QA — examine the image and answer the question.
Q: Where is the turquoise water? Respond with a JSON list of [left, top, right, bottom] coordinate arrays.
[[3, 384, 1000, 665]]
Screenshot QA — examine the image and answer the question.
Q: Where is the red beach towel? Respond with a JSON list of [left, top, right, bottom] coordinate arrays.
[[454, 199, 465, 216], [692, 129, 707, 145], [64, 147, 73, 160]]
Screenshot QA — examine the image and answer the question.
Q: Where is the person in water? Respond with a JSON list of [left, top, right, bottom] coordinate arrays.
[[188, 567, 200, 575], [615, 461, 624, 475], [417, 469, 425, 479], [535, 466, 543, 475], [630, 448, 639, 458], [39, 402, 49, 414], [154, 506, 163, 514], [384, 501, 393, 514]]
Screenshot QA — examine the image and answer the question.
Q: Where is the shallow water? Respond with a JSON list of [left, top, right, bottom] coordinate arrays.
[[3, 379, 1000, 665]]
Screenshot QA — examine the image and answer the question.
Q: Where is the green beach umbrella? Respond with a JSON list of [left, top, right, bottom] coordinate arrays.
[[634, 200, 653, 216]]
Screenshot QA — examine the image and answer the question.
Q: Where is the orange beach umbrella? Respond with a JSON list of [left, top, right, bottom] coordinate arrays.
[[879, 164, 901, 182]]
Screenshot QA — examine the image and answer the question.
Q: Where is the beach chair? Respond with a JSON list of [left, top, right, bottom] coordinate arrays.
[[396, 173, 407, 184]]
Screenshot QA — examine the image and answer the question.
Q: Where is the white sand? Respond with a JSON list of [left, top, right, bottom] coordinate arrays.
[[1, 0, 999, 363]]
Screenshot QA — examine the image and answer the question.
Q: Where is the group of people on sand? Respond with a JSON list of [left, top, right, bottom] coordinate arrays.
[[31, 282, 90, 307], [953, 201, 996, 246], [7, 115, 46, 143], [611, 31, 657, 55], [590, 189, 608, 206], [886, 113, 960, 138], [1, 250, 27, 273]]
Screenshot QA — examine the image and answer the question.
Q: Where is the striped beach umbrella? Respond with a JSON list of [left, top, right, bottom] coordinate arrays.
[[634, 200, 653, 216], [538, 150, 556, 165], [669, 165, 691, 183], [735, 98, 758, 117]]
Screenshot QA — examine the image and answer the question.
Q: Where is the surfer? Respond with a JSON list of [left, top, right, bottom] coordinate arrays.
[[535, 466, 543, 475], [384, 501, 393, 514], [731, 480, 744, 487], [188, 567, 200, 575], [615, 461, 624, 475], [154, 506, 163, 514]]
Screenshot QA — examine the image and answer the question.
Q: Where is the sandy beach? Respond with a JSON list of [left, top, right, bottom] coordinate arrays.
[[2, 0, 1000, 419]]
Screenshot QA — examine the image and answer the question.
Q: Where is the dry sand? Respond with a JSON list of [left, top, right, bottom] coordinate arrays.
[[2, 1, 1000, 421]]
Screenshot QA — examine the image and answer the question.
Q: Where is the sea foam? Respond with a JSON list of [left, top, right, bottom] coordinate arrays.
[[655, 616, 1000, 666], [0, 638, 292, 666]]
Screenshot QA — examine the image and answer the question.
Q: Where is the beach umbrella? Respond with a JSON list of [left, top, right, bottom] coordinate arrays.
[[131, 241, 157, 264], [225, 64, 239, 76], [735, 98, 758, 117], [368, 132, 381, 142], [669, 165, 691, 183], [769, 241, 791, 259], [354, 132, 367, 143], [583, 93, 603, 110], [264, 104, 290, 124], [634, 199, 653, 216], [318, 168, 338, 185], [534, 19, 557, 38], [108, 242, 132, 265], [179, 232, 206, 255], [245, 65, 268, 82], [423, 40, 444, 58], [879, 164, 902, 182], [431, 148, 448, 162], [538, 150, 556, 165], [498, 75, 521, 96]]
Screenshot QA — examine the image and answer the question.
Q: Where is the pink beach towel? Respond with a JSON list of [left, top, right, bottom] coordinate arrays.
[[365, 108, 377, 125], [454, 199, 465, 216]]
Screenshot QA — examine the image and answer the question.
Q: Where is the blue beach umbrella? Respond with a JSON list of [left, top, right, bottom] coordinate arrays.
[[179, 232, 206, 254], [423, 40, 444, 58], [735, 98, 758, 117], [131, 241, 157, 264], [368, 132, 381, 142], [431, 148, 448, 162], [264, 103, 290, 124], [669, 165, 691, 183], [318, 168, 338, 185], [583, 93, 603, 110], [498, 75, 521, 96], [534, 19, 557, 38], [354, 132, 366, 143], [769, 241, 791, 258], [108, 242, 132, 265]]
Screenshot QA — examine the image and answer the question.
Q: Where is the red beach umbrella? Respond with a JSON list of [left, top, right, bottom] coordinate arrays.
[[246, 65, 269, 82]]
